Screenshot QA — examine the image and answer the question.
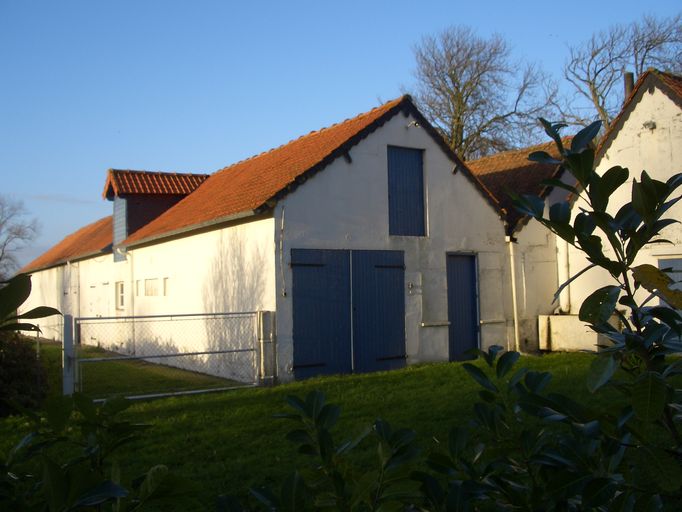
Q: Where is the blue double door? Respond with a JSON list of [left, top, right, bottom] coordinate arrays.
[[292, 249, 406, 379]]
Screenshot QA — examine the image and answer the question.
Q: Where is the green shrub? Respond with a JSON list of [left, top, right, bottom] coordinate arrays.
[[0, 332, 47, 416]]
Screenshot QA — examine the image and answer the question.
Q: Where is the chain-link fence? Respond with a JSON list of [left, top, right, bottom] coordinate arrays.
[[35, 316, 64, 342], [62, 312, 275, 399]]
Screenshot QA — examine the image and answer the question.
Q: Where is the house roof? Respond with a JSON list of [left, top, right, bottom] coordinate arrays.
[[596, 69, 682, 163], [103, 169, 209, 199], [468, 138, 569, 234], [21, 216, 113, 273], [124, 95, 501, 246]]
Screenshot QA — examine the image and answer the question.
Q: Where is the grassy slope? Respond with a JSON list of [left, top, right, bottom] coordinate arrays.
[[36, 342, 243, 398], [1, 350, 606, 508]]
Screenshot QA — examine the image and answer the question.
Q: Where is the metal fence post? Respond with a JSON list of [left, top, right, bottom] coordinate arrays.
[[257, 311, 276, 385], [62, 314, 76, 395]]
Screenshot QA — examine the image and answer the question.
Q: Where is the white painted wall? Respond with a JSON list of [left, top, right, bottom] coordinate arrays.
[[21, 217, 276, 382], [274, 112, 511, 379], [127, 216, 276, 317], [562, 86, 682, 349], [513, 220, 560, 350]]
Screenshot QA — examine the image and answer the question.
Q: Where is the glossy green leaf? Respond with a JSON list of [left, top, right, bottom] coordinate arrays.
[[41, 455, 68, 512], [582, 477, 615, 508], [578, 286, 620, 324], [0, 274, 32, 321], [316, 403, 340, 429], [72, 480, 129, 507], [0, 322, 41, 332], [570, 120, 601, 152], [528, 151, 561, 165], [549, 201, 571, 225], [7, 306, 61, 321], [281, 471, 308, 511], [462, 364, 498, 393], [496, 351, 519, 378], [538, 118, 567, 153], [585, 356, 616, 393], [566, 151, 594, 187], [634, 446, 682, 492], [524, 371, 552, 393], [539, 178, 579, 196], [631, 372, 666, 422]]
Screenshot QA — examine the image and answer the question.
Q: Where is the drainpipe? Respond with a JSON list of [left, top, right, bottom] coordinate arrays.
[[557, 238, 571, 313], [506, 235, 521, 352]]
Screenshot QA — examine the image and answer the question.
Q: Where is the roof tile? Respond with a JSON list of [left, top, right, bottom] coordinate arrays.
[[103, 169, 209, 198], [21, 216, 113, 273], [124, 96, 414, 245], [468, 139, 569, 232]]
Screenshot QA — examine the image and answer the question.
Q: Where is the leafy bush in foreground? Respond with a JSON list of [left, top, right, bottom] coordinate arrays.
[[1, 393, 195, 510], [224, 120, 682, 510], [0, 332, 47, 417], [0, 273, 60, 416]]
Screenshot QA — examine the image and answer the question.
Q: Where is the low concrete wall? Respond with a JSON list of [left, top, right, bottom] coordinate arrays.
[[538, 315, 620, 352]]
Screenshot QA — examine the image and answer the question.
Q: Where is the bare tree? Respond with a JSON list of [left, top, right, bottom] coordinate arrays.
[[0, 196, 38, 279], [409, 26, 555, 160], [558, 13, 682, 128]]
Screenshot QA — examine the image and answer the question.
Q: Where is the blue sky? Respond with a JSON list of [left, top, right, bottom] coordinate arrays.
[[1, 0, 680, 267]]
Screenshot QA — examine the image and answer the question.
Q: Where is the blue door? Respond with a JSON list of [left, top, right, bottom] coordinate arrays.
[[447, 254, 479, 361], [352, 250, 406, 372], [291, 249, 406, 378], [291, 249, 351, 379]]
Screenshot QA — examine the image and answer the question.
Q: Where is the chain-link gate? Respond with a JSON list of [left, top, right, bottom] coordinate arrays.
[[62, 311, 275, 400]]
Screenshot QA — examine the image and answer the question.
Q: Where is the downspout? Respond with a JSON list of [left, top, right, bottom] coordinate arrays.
[[129, 249, 135, 317], [506, 235, 521, 352], [557, 238, 571, 313], [74, 261, 81, 319], [279, 206, 287, 297]]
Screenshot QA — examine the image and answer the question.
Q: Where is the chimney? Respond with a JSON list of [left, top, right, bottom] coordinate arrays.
[[623, 71, 634, 102]]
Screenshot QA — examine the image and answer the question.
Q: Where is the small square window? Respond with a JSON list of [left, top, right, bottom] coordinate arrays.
[[115, 281, 125, 309], [145, 278, 159, 297]]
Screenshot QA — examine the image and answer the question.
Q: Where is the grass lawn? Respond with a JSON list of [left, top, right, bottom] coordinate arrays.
[[36, 341, 247, 399], [0, 348, 614, 509]]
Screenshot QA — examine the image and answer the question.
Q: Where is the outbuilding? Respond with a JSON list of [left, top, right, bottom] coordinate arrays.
[[22, 95, 514, 381]]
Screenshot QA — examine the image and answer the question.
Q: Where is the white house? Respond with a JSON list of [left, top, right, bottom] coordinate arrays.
[[539, 69, 682, 351], [22, 96, 518, 381]]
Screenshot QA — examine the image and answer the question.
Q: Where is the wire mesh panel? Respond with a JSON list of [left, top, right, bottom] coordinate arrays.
[[36, 316, 64, 342], [73, 312, 262, 399]]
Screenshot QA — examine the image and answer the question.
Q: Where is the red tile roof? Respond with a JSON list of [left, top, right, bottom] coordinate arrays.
[[125, 95, 501, 246], [103, 169, 209, 199], [658, 70, 682, 99], [21, 216, 113, 273], [597, 69, 682, 161], [468, 138, 569, 233]]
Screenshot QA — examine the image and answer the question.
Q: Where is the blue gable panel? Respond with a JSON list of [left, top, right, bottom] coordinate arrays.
[[387, 146, 425, 236], [113, 197, 127, 262]]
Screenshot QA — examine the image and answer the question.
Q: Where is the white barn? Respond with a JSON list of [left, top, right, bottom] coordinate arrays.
[[22, 96, 519, 381], [539, 70, 682, 350]]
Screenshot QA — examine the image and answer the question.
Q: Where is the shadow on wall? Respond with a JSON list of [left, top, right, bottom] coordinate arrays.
[[202, 230, 267, 316], [202, 230, 267, 353]]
